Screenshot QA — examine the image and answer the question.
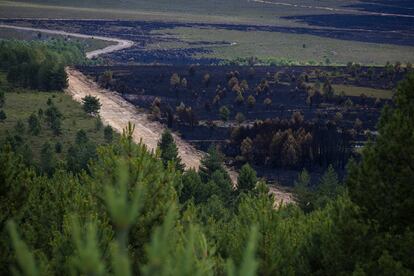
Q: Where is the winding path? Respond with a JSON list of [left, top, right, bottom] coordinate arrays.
[[0, 23, 294, 205], [0, 23, 134, 58]]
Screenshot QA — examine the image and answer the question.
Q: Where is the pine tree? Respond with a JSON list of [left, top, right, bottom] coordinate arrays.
[[158, 129, 184, 171], [104, 125, 114, 143], [0, 89, 5, 108], [237, 164, 257, 193], [66, 131, 97, 174], [27, 113, 41, 135], [247, 95, 256, 108], [170, 73, 180, 88], [347, 73, 414, 233], [45, 104, 62, 135], [50, 65, 68, 90], [75, 129, 89, 145], [180, 169, 204, 203], [293, 169, 312, 211], [0, 110, 6, 122], [240, 137, 253, 162], [199, 145, 230, 183], [40, 142, 55, 176], [82, 95, 101, 116], [219, 106, 230, 121], [315, 165, 342, 209], [281, 135, 298, 167], [14, 120, 25, 135]]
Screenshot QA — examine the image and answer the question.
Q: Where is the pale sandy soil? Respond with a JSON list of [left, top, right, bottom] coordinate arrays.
[[66, 69, 294, 205], [0, 23, 293, 205], [66, 68, 204, 170]]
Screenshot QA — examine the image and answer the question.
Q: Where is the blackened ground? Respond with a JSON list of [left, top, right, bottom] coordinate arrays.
[[285, 14, 414, 34], [1, 19, 414, 65], [347, 0, 414, 16], [78, 65, 405, 185], [78, 65, 397, 127]]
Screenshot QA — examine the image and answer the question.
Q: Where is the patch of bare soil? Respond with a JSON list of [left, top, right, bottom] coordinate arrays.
[[66, 68, 204, 170]]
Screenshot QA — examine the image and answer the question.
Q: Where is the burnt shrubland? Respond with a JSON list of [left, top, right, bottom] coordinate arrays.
[[79, 64, 409, 184]]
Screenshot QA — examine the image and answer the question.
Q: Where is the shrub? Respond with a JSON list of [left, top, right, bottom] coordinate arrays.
[[104, 125, 114, 143], [219, 106, 230, 121], [235, 92, 244, 105], [228, 77, 239, 89], [334, 112, 343, 123], [14, 120, 25, 135], [99, 70, 113, 88], [181, 77, 187, 88], [95, 117, 103, 131], [82, 95, 101, 116], [247, 95, 256, 108], [240, 80, 249, 91], [354, 118, 363, 132], [235, 112, 245, 124], [170, 73, 180, 88], [240, 137, 253, 161], [27, 113, 41, 135]]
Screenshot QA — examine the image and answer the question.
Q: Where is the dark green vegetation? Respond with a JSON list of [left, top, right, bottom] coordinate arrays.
[[1, 58, 414, 274], [0, 27, 115, 52], [2, 8, 414, 65], [0, 40, 85, 91], [158, 129, 184, 171], [82, 95, 101, 116], [0, 72, 118, 175]]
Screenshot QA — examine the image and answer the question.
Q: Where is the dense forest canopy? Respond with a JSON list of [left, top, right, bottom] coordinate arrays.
[[0, 40, 413, 275]]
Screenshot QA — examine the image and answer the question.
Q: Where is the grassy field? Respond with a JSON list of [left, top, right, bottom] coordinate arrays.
[[0, 27, 115, 52], [0, 0, 356, 26], [332, 84, 393, 99], [0, 74, 115, 161], [151, 27, 414, 65], [1, 0, 413, 65]]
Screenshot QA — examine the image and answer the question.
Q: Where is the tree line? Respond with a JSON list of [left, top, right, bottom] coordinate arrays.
[[228, 112, 352, 170], [0, 73, 413, 275], [0, 40, 85, 91]]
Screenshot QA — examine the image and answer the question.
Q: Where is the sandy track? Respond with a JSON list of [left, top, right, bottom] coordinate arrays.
[[0, 22, 293, 204], [66, 68, 204, 170], [67, 32, 292, 203], [66, 70, 294, 204]]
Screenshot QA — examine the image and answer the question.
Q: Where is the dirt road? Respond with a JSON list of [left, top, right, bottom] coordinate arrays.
[[0, 22, 293, 204], [0, 23, 134, 58], [66, 69, 294, 204], [66, 68, 204, 170]]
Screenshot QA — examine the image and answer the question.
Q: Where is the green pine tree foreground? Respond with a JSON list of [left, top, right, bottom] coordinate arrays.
[[158, 129, 184, 171], [1, 74, 414, 275]]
